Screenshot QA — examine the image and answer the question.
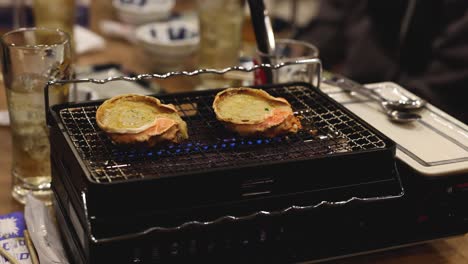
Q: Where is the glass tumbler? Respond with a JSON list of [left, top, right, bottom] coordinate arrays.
[[256, 38, 320, 85], [1, 28, 72, 204]]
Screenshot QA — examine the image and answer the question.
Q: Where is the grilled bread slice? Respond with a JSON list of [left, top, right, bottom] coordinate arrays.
[[213, 87, 302, 137], [96, 94, 188, 147]]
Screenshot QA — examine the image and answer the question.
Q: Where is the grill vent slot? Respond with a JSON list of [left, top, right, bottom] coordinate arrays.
[[241, 177, 274, 197]]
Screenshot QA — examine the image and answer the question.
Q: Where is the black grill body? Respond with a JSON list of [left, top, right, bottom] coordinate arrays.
[[49, 82, 407, 263]]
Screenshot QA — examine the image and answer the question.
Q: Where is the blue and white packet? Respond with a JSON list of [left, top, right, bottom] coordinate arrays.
[[0, 212, 32, 264]]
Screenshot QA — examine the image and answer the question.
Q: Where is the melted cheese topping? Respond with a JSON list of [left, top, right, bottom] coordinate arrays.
[[101, 101, 158, 130], [216, 93, 290, 123]]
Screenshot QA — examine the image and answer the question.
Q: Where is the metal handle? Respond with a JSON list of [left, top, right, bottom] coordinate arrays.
[[45, 58, 322, 125], [322, 73, 386, 102], [247, 0, 276, 83]]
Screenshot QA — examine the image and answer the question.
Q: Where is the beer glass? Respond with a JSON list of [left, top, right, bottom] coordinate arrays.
[[32, 0, 75, 40], [196, 0, 245, 89], [1, 28, 72, 204]]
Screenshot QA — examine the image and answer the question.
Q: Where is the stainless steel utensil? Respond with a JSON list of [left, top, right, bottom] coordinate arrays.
[[247, 0, 276, 83], [325, 74, 425, 110], [322, 74, 423, 123], [386, 109, 421, 123]]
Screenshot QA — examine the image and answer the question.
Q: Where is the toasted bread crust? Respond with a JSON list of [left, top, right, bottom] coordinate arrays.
[[213, 88, 302, 137], [96, 94, 188, 146]]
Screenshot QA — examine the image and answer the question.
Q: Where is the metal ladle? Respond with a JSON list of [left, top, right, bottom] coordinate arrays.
[[322, 74, 424, 123]]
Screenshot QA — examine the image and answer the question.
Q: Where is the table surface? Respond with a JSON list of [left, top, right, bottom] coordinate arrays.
[[1, 11, 468, 264]]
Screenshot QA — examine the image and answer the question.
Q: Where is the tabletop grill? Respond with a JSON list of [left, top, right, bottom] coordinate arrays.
[[58, 84, 386, 183], [48, 61, 406, 263]]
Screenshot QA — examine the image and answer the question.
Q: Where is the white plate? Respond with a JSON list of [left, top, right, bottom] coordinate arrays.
[[136, 19, 199, 47], [323, 81, 468, 177]]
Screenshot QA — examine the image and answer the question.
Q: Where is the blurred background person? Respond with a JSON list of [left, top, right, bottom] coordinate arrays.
[[296, 0, 468, 124]]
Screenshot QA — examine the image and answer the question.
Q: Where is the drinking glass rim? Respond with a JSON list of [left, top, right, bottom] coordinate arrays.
[[1, 27, 70, 49], [256, 38, 319, 58]]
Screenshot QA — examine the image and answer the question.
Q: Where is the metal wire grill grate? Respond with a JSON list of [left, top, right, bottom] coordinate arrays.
[[58, 85, 386, 183]]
